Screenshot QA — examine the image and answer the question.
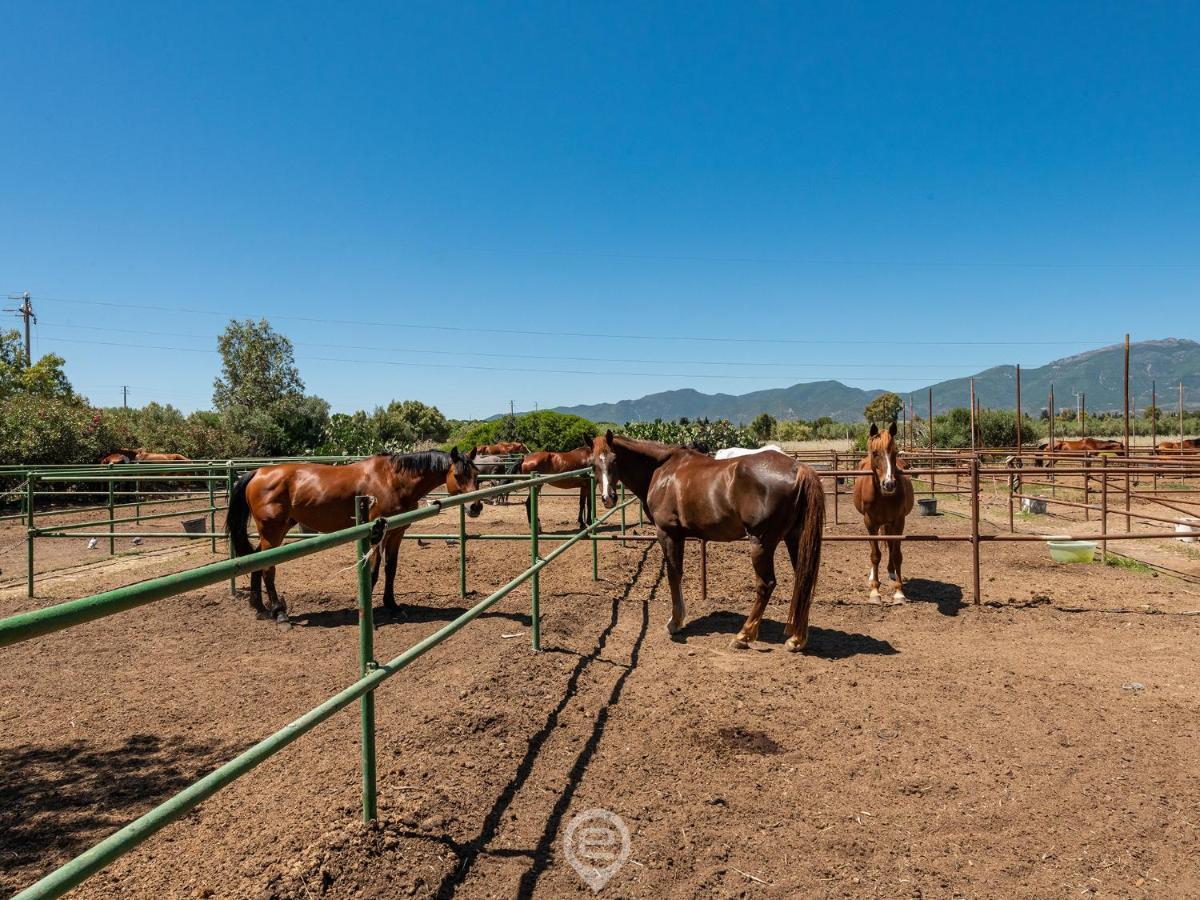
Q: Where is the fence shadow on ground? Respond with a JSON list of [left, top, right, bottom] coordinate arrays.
[[291, 602, 531, 629], [0, 733, 245, 896], [682, 611, 899, 658]]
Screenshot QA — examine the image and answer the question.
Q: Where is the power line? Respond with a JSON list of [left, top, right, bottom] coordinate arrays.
[[36, 294, 1115, 347], [36, 335, 943, 381], [34, 323, 1015, 370]]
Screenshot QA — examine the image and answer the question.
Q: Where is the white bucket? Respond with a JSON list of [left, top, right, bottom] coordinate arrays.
[[1175, 517, 1200, 543]]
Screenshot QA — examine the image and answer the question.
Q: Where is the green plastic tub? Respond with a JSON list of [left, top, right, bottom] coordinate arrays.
[[1046, 540, 1096, 563]]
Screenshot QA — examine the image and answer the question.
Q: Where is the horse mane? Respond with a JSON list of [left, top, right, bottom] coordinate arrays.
[[386, 450, 454, 474], [612, 435, 686, 462]]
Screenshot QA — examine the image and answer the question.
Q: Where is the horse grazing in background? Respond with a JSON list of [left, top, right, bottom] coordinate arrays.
[[593, 431, 824, 652], [134, 449, 191, 462], [98, 451, 134, 465], [853, 422, 915, 604], [226, 448, 482, 622], [713, 444, 784, 460], [519, 444, 595, 529], [478, 441, 529, 456]]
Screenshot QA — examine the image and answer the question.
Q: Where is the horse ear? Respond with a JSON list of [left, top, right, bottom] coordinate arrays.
[[450, 446, 460, 462], [869, 423, 879, 437], [888, 420, 898, 437], [468, 446, 477, 461], [605, 429, 614, 447]]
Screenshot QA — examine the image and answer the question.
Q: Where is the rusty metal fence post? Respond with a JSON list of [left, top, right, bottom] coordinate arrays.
[[970, 458, 981, 605]]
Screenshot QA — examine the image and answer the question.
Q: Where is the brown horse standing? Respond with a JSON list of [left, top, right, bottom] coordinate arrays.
[[853, 422, 915, 604], [593, 432, 824, 652], [1034, 437, 1125, 467], [478, 441, 529, 455], [226, 448, 482, 622], [519, 445, 594, 529]]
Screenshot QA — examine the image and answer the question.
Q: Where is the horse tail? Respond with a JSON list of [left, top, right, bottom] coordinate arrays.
[[225, 470, 257, 558], [786, 465, 825, 642]]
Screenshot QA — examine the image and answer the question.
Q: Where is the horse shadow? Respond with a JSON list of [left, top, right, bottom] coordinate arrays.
[[292, 602, 530, 629], [682, 610, 898, 658], [902, 578, 965, 617], [0, 733, 244, 896]]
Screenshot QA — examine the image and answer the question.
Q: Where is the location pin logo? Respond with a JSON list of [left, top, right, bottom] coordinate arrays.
[[563, 808, 630, 892]]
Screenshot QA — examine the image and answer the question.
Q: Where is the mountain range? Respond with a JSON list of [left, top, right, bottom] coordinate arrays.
[[550, 338, 1200, 424]]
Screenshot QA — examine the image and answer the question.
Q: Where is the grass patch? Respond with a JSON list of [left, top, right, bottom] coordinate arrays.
[[1101, 554, 1157, 575]]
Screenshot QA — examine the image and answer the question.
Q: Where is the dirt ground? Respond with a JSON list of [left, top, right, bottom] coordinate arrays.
[[2, 486, 1200, 899]]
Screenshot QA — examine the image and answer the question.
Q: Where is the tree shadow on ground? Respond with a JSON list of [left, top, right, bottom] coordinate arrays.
[[682, 610, 898, 658], [0, 733, 245, 896], [901, 578, 966, 616]]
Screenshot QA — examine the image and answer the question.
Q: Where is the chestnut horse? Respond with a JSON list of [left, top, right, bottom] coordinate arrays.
[[519, 444, 594, 529], [98, 451, 133, 465], [853, 422, 915, 604], [1034, 437, 1125, 467], [478, 442, 529, 455], [134, 449, 191, 462], [226, 448, 482, 622], [593, 431, 824, 652], [1158, 438, 1200, 453]]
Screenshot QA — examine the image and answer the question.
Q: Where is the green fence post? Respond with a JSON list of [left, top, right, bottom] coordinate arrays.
[[590, 471, 598, 581], [530, 484, 540, 652], [227, 463, 236, 597], [355, 496, 378, 822], [458, 504, 467, 599], [107, 466, 116, 555], [208, 466, 217, 553], [26, 475, 35, 599]]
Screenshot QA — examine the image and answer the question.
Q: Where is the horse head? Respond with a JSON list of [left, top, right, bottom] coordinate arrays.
[[867, 421, 901, 495], [593, 431, 619, 509], [446, 447, 484, 517]]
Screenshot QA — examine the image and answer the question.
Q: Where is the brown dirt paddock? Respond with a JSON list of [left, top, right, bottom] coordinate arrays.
[[2, 490, 1200, 899]]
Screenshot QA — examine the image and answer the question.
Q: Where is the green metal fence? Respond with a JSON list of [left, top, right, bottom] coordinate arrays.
[[0, 466, 636, 900]]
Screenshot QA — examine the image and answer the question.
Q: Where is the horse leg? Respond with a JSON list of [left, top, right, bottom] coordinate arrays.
[[380, 529, 405, 611], [866, 522, 883, 604], [733, 537, 777, 650], [257, 521, 292, 624], [886, 520, 907, 604], [577, 487, 588, 530], [246, 517, 272, 619], [657, 530, 686, 637]]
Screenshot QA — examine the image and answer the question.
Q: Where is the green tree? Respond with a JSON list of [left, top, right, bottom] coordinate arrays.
[[749, 412, 777, 442], [213, 319, 303, 410], [0, 329, 74, 400], [864, 392, 903, 426], [374, 400, 450, 445]]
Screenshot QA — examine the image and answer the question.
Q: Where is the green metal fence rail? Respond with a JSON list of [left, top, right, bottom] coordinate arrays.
[[1, 467, 636, 900]]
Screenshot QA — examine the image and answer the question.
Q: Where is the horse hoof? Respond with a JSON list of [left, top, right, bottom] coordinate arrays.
[[785, 636, 805, 653], [892, 592, 908, 605], [730, 637, 751, 650], [868, 591, 883, 605]]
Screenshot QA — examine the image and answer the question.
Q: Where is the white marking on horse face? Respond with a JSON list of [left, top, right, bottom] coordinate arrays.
[[601, 470, 610, 497]]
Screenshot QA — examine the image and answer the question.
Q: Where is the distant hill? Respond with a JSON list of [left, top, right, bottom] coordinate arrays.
[[550, 338, 1200, 423]]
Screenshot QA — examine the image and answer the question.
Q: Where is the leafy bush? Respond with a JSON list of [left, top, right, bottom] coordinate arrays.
[[450, 411, 597, 453], [0, 395, 104, 466], [621, 418, 756, 450]]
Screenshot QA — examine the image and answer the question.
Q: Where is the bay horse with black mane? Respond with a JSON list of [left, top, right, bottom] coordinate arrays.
[[226, 448, 482, 622], [853, 422, 914, 604], [519, 444, 595, 529], [592, 431, 824, 652]]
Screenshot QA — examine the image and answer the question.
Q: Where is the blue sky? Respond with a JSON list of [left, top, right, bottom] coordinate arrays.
[[2, 2, 1197, 418]]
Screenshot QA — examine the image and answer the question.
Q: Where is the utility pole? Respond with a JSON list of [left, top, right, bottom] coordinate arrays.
[[123, 386, 129, 409], [4, 291, 35, 366]]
